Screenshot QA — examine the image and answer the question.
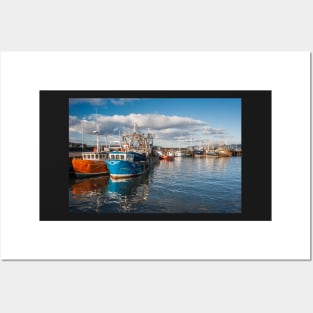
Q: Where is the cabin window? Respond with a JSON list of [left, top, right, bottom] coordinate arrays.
[[120, 155, 125, 160]]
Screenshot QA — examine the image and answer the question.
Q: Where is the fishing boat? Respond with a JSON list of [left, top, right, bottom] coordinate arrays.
[[183, 151, 193, 157], [106, 151, 149, 178], [72, 122, 109, 177], [193, 146, 205, 157], [105, 123, 152, 178], [216, 145, 232, 157], [150, 149, 161, 165], [205, 139, 218, 157], [206, 150, 219, 157], [72, 151, 109, 177], [160, 151, 175, 161], [217, 149, 232, 157], [175, 150, 182, 157]]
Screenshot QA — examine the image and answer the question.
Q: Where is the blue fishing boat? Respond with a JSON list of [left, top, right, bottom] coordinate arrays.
[[106, 151, 149, 178], [105, 123, 154, 178], [193, 146, 205, 157]]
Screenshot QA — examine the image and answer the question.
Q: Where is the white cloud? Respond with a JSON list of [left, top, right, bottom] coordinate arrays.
[[69, 98, 105, 106], [69, 113, 227, 147], [110, 98, 139, 106]]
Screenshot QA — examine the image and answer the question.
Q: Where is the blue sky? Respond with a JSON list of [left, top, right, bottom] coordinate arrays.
[[69, 98, 241, 147]]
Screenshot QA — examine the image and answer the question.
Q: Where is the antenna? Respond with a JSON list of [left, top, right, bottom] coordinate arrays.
[[81, 119, 84, 152], [94, 107, 100, 153]]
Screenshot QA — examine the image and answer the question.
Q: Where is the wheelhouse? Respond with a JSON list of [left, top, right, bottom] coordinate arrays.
[[82, 152, 107, 160], [108, 152, 133, 162]]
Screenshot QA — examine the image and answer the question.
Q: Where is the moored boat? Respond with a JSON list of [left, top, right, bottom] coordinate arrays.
[[205, 150, 218, 157], [183, 152, 192, 157], [160, 151, 175, 161], [72, 152, 109, 177], [106, 151, 149, 178], [217, 150, 232, 157], [72, 127, 109, 177], [193, 146, 205, 157], [216, 145, 232, 157], [106, 124, 153, 178]]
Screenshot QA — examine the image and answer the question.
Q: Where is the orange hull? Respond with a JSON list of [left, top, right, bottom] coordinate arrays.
[[72, 159, 109, 177], [160, 155, 175, 161], [218, 151, 232, 157]]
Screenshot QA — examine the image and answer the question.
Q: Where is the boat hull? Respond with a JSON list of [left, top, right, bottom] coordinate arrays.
[[160, 155, 175, 161], [193, 151, 204, 157], [72, 159, 109, 177], [106, 159, 149, 178], [206, 151, 218, 157], [218, 151, 232, 157], [193, 148, 205, 157]]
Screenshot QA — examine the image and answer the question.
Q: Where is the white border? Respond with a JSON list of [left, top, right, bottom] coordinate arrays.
[[0, 52, 310, 260]]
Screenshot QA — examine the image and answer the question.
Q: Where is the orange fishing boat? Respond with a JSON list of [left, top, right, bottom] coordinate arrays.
[[72, 126, 109, 177], [72, 152, 109, 177], [160, 152, 175, 161], [216, 145, 232, 157]]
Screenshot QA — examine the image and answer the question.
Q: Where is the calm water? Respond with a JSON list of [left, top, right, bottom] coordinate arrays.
[[69, 156, 241, 215]]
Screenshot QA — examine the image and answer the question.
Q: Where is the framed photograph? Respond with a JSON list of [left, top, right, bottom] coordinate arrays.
[[0, 52, 310, 260], [40, 90, 271, 221]]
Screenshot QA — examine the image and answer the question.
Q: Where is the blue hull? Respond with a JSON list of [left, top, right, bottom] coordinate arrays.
[[193, 149, 204, 155], [106, 151, 149, 178], [106, 159, 149, 178]]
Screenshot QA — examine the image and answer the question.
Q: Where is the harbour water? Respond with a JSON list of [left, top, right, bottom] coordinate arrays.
[[69, 156, 241, 215]]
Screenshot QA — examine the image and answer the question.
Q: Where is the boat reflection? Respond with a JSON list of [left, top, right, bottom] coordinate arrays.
[[71, 176, 109, 198], [214, 157, 231, 173], [106, 173, 150, 212], [203, 156, 230, 174]]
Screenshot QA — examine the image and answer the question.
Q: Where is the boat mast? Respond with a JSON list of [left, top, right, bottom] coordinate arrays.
[[133, 122, 137, 133], [94, 108, 100, 153], [94, 129, 100, 153], [81, 119, 84, 152]]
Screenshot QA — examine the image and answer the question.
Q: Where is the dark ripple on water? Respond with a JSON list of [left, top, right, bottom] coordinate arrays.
[[69, 157, 241, 215]]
